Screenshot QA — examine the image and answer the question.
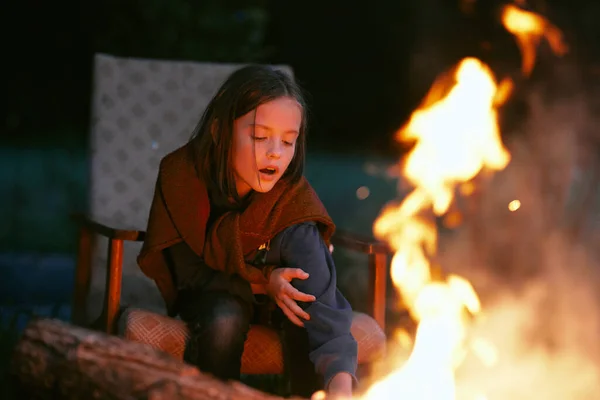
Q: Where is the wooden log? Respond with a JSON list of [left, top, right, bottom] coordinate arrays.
[[10, 318, 306, 400]]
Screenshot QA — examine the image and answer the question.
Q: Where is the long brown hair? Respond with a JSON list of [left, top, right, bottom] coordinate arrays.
[[190, 65, 308, 208]]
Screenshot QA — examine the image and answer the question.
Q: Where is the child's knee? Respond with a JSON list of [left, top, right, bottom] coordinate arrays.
[[189, 293, 251, 341]]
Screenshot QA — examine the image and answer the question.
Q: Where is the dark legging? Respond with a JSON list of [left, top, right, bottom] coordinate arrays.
[[178, 290, 253, 381], [165, 241, 320, 388], [177, 289, 321, 396]]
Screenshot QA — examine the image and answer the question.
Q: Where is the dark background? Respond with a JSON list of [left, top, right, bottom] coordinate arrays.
[[2, 0, 598, 153]]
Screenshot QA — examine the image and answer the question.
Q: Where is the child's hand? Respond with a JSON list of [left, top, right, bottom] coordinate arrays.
[[311, 372, 354, 400], [326, 372, 354, 399], [267, 267, 316, 327]]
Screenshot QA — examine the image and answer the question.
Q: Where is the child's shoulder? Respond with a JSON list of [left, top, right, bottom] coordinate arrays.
[[159, 142, 193, 171], [279, 221, 318, 238], [273, 221, 324, 253]]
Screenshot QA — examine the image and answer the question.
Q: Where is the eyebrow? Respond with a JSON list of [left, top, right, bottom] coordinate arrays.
[[250, 123, 299, 135]]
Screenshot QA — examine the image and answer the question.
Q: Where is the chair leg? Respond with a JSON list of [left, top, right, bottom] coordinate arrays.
[[368, 252, 387, 333], [100, 238, 124, 334]]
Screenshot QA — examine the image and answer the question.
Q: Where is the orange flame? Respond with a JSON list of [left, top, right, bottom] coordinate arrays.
[[501, 4, 568, 76], [365, 57, 509, 400], [354, 4, 569, 400]]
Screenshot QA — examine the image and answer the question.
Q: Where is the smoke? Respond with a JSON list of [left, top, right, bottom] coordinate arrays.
[[438, 68, 600, 399]]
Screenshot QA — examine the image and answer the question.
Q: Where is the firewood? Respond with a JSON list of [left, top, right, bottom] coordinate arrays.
[[10, 318, 306, 400]]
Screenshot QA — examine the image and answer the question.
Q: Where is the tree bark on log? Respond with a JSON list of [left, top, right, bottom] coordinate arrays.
[[10, 318, 306, 400]]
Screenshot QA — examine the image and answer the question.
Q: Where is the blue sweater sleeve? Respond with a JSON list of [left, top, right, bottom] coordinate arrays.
[[278, 223, 358, 387]]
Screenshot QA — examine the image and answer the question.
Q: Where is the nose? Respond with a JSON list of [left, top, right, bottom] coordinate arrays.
[[266, 140, 282, 160]]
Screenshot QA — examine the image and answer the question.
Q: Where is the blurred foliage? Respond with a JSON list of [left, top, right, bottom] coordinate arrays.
[[1, 0, 271, 143], [0, 326, 18, 399], [93, 0, 272, 62]]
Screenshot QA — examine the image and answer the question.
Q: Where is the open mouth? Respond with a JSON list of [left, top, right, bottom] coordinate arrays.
[[259, 167, 278, 176]]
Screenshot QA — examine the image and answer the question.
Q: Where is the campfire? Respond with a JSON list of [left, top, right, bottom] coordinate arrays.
[[352, 3, 587, 400], [366, 55, 509, 400]]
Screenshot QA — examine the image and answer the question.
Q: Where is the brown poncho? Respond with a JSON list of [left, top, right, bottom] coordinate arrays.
[[137, 144, 335, 315]]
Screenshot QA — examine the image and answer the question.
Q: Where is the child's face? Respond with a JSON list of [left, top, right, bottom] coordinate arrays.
[[232, 96, 302, 197]]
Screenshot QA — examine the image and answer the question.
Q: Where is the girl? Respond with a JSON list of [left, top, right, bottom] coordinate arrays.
[[138, 65, 357, 398]]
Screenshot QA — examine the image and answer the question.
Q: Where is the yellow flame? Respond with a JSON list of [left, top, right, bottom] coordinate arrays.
[[395, 328, 414, 349], [366, 58, 510, 399], [501, 4, 568, 76], [471, 337, 499, 367], [357, 5, 569, 400]]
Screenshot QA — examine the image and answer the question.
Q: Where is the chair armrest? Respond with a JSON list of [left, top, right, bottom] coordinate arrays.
[[331, 230, 392, 332], [331, 229, 391, 254], [70, 213, 145, 334]]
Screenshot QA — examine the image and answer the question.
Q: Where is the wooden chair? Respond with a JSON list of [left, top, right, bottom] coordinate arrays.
[[72, 53, 392, 385], [71, 215, 391, 378]]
